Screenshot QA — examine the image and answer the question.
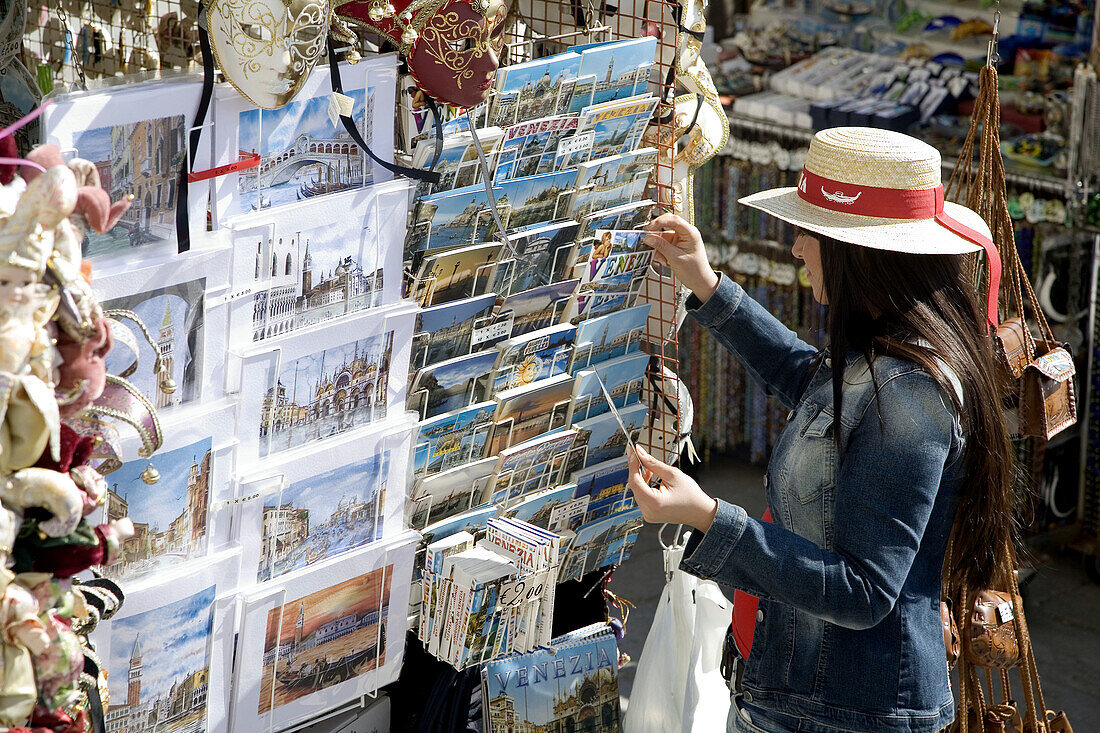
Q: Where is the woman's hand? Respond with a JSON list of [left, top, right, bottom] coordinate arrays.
[[627, 445, 719, 532], [645, 213, 720, 302]]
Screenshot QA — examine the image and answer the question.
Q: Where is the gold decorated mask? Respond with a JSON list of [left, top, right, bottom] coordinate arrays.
[[208, 0, 331, 109], [335, 0, 507, 108]]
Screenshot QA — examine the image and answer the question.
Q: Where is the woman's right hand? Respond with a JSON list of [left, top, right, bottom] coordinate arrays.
[[645, 213, 720, 302]]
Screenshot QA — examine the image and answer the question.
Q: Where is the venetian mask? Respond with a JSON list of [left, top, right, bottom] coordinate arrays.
[[208, 0, 331, 109], [336, 0, 507, 108]]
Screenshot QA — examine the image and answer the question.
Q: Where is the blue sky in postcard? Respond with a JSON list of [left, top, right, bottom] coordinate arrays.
[[108, 584, 215, 704], [110, 437, 212, 531]]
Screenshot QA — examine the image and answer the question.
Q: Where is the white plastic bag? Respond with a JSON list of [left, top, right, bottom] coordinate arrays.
[[623, 532, 731, 733]]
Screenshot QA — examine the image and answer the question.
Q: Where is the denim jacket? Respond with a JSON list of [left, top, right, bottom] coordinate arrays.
[[682, 274, 964, 733]]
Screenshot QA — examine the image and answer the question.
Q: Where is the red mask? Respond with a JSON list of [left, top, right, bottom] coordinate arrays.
[[336, 0, 507, 108]]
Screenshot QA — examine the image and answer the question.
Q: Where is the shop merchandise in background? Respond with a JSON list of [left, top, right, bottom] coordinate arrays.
[[683, 0, 1100, 547]]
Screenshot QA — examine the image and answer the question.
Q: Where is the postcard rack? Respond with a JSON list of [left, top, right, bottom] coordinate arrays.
[[497, 0, 686, 460]]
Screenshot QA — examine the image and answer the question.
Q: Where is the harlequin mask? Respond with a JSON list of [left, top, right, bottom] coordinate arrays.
[[207, 0, 332, 109], [336, 0, 507, 108]]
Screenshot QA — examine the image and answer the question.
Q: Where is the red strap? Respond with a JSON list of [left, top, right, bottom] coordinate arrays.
[[797, 168, 1000, 331], [732, 509, 772, 659], [187, 153, 260, 183]]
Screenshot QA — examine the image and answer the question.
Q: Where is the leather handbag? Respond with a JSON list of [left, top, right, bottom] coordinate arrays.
[[963, 589, 1021, 669], [942, 61, 1075, 733], [1020, 345, 1076, 440]]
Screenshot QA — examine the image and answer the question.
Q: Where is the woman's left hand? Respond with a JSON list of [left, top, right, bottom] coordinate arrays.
[[627, 445, 719, 532]]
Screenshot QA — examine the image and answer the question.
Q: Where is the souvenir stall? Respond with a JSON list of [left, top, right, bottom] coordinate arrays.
[[0, 0, 716, 730], [684, 0, 1100, 562]]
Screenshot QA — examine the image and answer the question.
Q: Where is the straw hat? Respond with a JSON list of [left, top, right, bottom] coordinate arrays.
[[739, 127, 991, 255]]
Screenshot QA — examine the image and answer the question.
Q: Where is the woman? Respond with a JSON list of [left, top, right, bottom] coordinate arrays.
[[628, 127, 1014, 733]]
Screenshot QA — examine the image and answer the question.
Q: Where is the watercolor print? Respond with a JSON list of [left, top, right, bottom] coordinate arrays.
[[102, 277, 206, 411], [247, 212, 384, 343], [102, 437, 212, 583], [105, 585, 215, 733], [258, 452, 389, 583], [259, 331, 393, 458], [237, 88, 371, 215], [69, 114, 187, 259], [258, 565, 393, 713]]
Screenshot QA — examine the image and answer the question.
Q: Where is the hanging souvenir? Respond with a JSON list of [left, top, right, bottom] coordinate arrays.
[[206, 0, 333, 109], [0, 0, 42, 153], [334, 0, 508, 108]]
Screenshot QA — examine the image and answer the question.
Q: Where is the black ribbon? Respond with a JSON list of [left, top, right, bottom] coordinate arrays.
[[176, 3, 214, 253], [83, 655, 107, 733], [327, 43, 444, 184]]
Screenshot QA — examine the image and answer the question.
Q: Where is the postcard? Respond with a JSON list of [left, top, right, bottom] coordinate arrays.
[[237, 417, 413, 585], [41, 77, 212, 262], [577, 199, 659, 242], [566, 268, 647, 322], [569, 402, 648, 472], [572, 304, 649, 370], [568, 36, 658, 113], [502, 169, 580, 231], [558, 95, 658, 169], [592, 229, 652, 257], [482, 625, 621, 732], [500, 483, 583, 533], [411, 126, 503, 199], [422, 504, 496, 546], [100, 401, 236, 584], [488, 429, 578, 504], [232, 533, 417, 732], [413, 400, 498, 476], [211, 56, 397, 223], [228, 180, 408, 347], [494, 115, 579, 180], [569, 147, 658, 218], [96, 248, 231, 414], [408, 457, 496, 529], [572, 457, 629, 501], [496, 279, 578, 338], [489, 52, 581, 127], [492, 323, 576, 394], [93, 551, 240, 733], [572, 457, 634, 524], [412, 242, 503, 307], [238, 305, 415, 465], [407, 187, 495, 255], [410, 170, 576, 254], [410, 349, 497, 419], [490, 373, 576, 455], [411, 293, 500, 371], [570, 352, 648, 421], [483, 221, 580, 296], [575, 248, 654, 286], [559, 508, 644, 581]]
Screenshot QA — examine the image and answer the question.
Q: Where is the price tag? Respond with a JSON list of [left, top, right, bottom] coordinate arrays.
[[327, 92, 355, 126], [499, 571, 548, 607], [996, 601, 1014, 624], [556, 132, 594, 160], [549, 496, 589, 529]]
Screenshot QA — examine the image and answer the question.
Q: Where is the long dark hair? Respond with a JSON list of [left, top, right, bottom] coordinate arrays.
[[816, 232, 1014, 590]]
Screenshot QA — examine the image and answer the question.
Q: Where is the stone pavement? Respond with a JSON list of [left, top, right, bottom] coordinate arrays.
[[607, 457, 1100, 728]]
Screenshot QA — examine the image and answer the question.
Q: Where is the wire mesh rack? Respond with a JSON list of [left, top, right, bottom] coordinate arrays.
[[491, 0, 687, 463], [24, 0, 202, 93]]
